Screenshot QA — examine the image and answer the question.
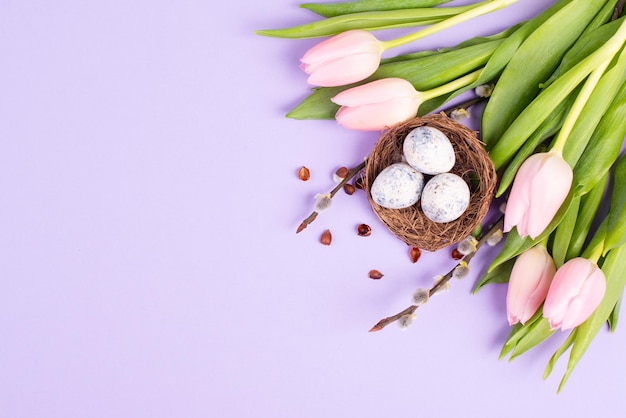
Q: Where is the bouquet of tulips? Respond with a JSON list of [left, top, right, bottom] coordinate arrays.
[[258, 0, 626, 391]]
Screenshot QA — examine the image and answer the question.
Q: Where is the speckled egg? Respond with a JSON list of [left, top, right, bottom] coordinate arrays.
[[370, 163, 424, 209], [421, 173, 470, 223], [403, 126, 455, 175]]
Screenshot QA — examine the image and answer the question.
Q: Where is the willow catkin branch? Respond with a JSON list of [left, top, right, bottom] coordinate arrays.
[[369, 215, 504, 332], [296, 160, 367, 233]]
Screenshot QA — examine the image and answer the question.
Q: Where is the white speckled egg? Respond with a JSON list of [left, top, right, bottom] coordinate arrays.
[[403, 126, 455, 175], [370, 163, 424, 209], [421, 173, 470, 223]]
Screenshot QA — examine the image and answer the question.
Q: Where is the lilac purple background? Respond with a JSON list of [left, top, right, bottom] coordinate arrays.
[[1, 0, 625, 417]]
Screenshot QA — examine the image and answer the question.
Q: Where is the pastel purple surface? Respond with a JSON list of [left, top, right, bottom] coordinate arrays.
[[1, 1, 625, 417]]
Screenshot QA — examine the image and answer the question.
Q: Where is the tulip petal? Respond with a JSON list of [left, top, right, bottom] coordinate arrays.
[[503, 152, 572, 239], [306, 53, 381, 87], [503, 154, 543, 235], [331, 78, 421, 130], [300, 30, 381, 66], [300, 30, 383, 86], [506, 246, 555, 325], [331, 78, 417, 106], [335, 97, 420, 131], [558, 268, 606, 330], [543, 258, 606, 331], [526, 154, 573, 239]]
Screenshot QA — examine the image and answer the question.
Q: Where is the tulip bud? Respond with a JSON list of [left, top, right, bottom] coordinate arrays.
[[331, 78, 421, 131], [506, 245, 556, 326], [543, 257, 606, 331], [503, 152, 573, 239], [300, 30, 384, 87]]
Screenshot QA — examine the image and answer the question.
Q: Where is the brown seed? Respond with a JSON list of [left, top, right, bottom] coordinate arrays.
[[298, 166, 310, 181], [357, 224, 372, 236], [354, 175, 365, 190], [368, 269, 384, 280], [451, 248, 464, 260], [335, 166, 349, 179], [409, 247, 421, 263], [343, 184, 356, 195], [320, 229, 332, 245]]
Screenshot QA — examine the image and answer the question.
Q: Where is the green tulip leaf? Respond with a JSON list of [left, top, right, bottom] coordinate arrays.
[[473, 257, 516, 293], [487, 228, 532, 273], [499, 310, 544, 360], [509, 317, 555, 361], [301, 0, 453, 18], [580, 219, 607, 261], [498, 323, 523, 360], [552, 196, 581, 268], [608, 296, 622, 332], [481, 0, 606, 149], [563, 45, 626, 167], [540, 14, 623, 88], [572, 79, 626, 195], [495, 93, 574, 193], [543, 330, 576, 380], [256, 7, 465, 39], [472, 0, 572, 107], [566, 173, 608, 260], [604, 155, 626, 253], [488, 31, 624, 169], [557, 243, 626, 392]]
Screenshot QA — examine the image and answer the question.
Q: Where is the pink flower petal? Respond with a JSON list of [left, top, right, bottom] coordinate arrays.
[[543, 258, 606, 331]]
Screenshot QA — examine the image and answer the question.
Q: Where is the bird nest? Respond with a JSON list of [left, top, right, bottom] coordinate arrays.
[[364, 113, 497, 252]]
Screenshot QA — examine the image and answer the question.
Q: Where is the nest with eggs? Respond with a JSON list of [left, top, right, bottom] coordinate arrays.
[[364, 113, 497, 252]]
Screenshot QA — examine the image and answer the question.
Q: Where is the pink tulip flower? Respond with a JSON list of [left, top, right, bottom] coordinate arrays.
[[543, 257, 606, 331], [503, 152, 573, 240], [506, 245, 556, 326], [331, 78, 421, 131], [300, 30, 384, 87]]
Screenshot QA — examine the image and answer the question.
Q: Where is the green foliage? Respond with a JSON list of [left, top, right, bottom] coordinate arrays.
[[473, 257, 515, 293], [301, 0, 453, 18], [603, 156, 626, 253], [481, 0, 607, 149], [256, 5, 472, 38]]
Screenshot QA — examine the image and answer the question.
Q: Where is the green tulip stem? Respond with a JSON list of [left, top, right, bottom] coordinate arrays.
[[552, 18, 626, 154], [381, 0, 519, 50], [419, 68, 483, 102], [587, 243, 604, 264], [550, 58, 612, 155]]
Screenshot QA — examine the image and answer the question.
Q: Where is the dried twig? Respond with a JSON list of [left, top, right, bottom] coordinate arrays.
[[369, 215, 504, 332]]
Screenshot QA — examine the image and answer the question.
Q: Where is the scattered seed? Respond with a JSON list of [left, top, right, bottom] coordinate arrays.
[[335, 166, 349, 178], [343, 184, 356, 195], [354, 175, 365, 190], [368, 269, 384, 280], [320, 229, 332, 245], [357, 224, 372, 236], [409, 247, 421, 263], [451, 248, 464, 260], [298, 166, 310, 181]]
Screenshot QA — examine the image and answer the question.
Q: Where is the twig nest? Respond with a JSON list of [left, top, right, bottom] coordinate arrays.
[[364, 113, 497, 252]]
